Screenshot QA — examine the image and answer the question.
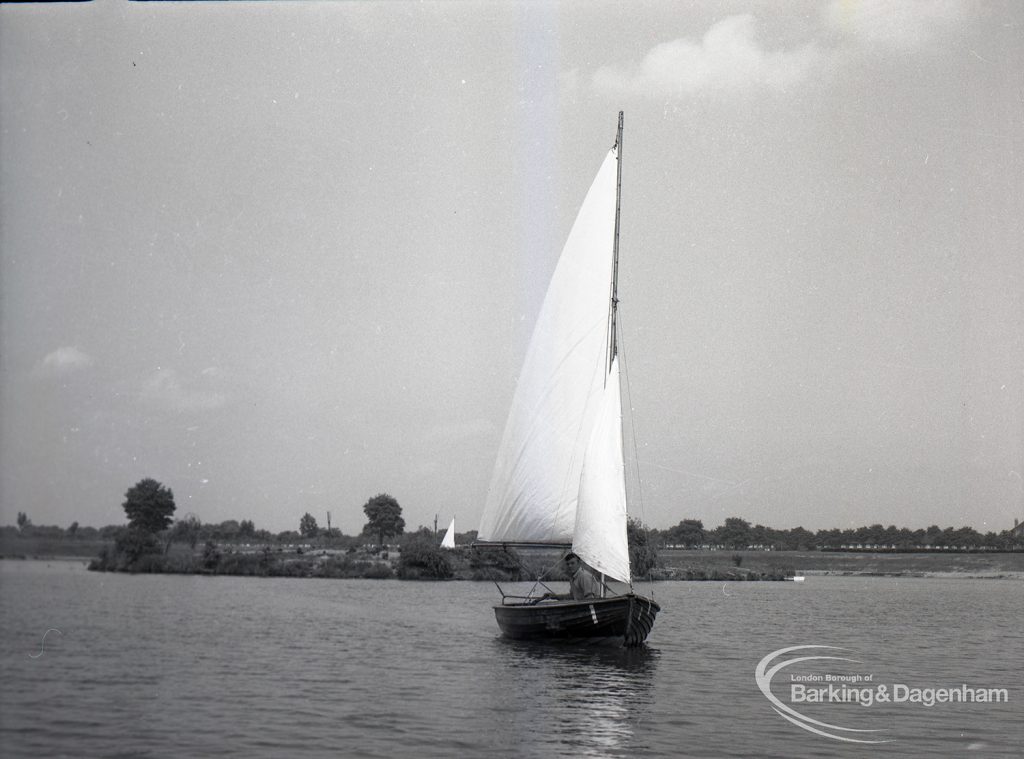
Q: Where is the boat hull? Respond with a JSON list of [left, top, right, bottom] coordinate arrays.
[[494, 593, 660, 647]]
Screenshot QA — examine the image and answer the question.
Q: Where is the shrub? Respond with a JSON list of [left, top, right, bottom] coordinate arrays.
[[258, 546, 273, 572], [397, 538, 452, 579], [469, 546, 522, 581], [271, 558, 314, 577], [113, 528, 161, 569], [161, 552, 199, 574], [89, 547, 112, 572], [318, 556, 395, 579], [131, 553, 169, 573], [361, 563, 394, 579], [319, 556, 358, 578], [216, 552, 266, 576], [202, 541, 222, 571]]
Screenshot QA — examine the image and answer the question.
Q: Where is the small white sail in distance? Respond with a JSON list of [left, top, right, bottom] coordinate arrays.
[[440, 518, 456, 549]]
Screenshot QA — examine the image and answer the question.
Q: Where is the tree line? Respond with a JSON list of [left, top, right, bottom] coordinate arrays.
[[655, 517, 1023, 551], [8, 488, 410, 549], [8, 481, 1022, 554]]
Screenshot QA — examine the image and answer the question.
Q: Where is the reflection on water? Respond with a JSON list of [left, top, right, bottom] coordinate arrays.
[[489, 638, 658, 757]]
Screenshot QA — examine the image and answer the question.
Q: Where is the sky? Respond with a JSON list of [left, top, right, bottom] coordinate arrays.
[[1, 0, 1021, 537]]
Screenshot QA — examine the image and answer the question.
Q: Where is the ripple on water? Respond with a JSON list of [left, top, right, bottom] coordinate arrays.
[[1, 565, 1021, 757]]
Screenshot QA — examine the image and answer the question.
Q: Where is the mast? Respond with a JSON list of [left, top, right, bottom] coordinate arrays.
[[609, 111, 624, 374], [602, 112, 625, 596]]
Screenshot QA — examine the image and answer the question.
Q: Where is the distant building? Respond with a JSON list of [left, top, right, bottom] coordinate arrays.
[[1012, 518, 1024, 539]]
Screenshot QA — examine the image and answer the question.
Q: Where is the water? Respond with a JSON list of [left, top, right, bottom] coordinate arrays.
[[1, 560, 1020, 758]]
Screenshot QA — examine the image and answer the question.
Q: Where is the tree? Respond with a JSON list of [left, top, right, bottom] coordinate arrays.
[[68, 521, 79, 538], [716, 517, 752, 549], [627, 518, 658, 577], [788, 526, 816, 551], [213, 520, 241, 540], [750, 524, 770, 547], [362, 493, 405, 548], [816, 528, 842, 549], [171, 513, 203, 549], [123, 478, 175, 534], [666, 518, 705, 547], [299, 512, 319, 538], [17, 511, 31, 532]]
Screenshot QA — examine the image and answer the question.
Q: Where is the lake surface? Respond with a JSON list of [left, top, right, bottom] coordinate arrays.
[[1, 560, 1020, 758]]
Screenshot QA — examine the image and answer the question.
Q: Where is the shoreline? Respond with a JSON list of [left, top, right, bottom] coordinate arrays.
[[3, 553, 1023, 581]]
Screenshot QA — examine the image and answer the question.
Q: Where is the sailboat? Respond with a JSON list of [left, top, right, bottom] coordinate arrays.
[[475, 113, 660, 646], [440, 518, 456, 549]]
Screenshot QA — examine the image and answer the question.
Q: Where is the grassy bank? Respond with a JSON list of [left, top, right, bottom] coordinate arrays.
[[6, 531, 1021, 580], [0, 533, 110, 560], [652, 548, 1024, 580], [83, 540, 531, 582]]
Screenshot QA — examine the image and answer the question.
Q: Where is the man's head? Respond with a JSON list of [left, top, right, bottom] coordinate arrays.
[[564, 553, 581, 573]]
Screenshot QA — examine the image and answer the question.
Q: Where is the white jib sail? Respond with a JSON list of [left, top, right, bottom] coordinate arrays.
[[574, 358, 630, 584], [441, 518, 456, 549], [478, 148, 619, 543]]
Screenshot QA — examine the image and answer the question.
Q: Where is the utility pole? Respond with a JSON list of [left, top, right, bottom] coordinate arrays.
[[434, 513, 438, 538]]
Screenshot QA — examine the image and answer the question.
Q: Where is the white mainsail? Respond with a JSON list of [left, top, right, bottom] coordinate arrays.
[[440, 518, 456, 549], [478, 144, 630, 582]]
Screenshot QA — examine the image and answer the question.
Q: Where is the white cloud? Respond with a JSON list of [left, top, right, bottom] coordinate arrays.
[[35, 346, 95, 377], [141, 367, 228, 412], [588, 3, 972, 101], [824, 0, 968, 52], [592, 15, 823, 98]]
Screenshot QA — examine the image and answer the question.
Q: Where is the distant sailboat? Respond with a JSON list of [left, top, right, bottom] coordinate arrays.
[[475, 113, 659, 646], [440, 518, 456, 549]]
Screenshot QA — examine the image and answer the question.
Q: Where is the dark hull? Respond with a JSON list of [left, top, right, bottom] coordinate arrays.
[[494, 593, 660, 647]]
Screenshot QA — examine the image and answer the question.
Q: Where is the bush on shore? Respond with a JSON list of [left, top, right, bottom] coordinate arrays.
[[319, 555, 393, 579], [467, 546, 523, 582], [89, 528, 163, 572], [397, 538, 453, 579], [90, 538, 400, 579]]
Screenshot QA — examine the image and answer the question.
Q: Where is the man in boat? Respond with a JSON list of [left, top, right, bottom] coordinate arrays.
[[540, 552, 601, 601]]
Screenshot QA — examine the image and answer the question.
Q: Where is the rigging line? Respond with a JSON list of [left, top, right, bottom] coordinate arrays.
[[617, 310, 655, 596], [494, 546, 557, 598], [617, 310, 646, 525]]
